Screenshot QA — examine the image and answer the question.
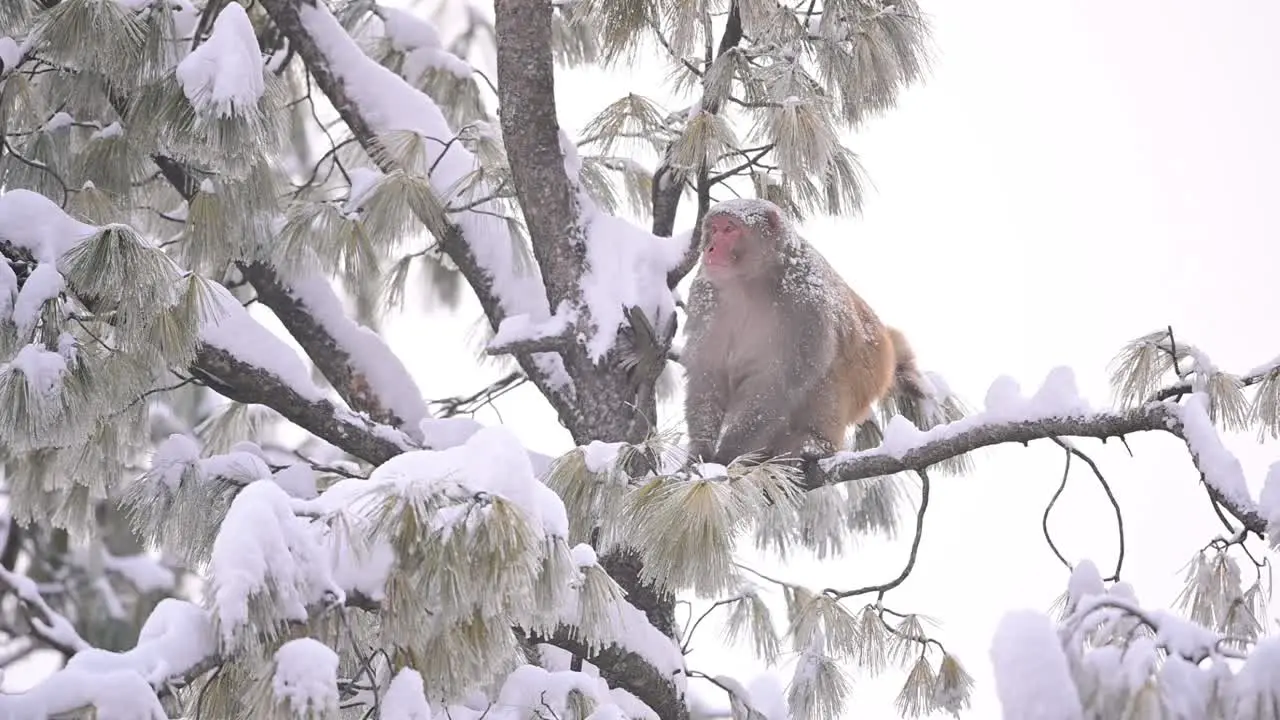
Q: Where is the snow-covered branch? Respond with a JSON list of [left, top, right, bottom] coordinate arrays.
[[150, 151, 430, 437], [0, 190, 411, 468], [257, 0, 688, 446], [244, 265, 429, 433], [192, 342, 406, 466], [820, 389, 1267, 536], [0, 599, 205, 717], [0, 565, 88, 657], [253, 0, 582, 422]]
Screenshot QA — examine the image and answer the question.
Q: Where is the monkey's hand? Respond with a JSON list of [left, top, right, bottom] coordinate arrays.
[[615, 307, 668, 390], [685, 440, 715, 465], [795, 438, 836, 487], [713, 416, 785, 467]]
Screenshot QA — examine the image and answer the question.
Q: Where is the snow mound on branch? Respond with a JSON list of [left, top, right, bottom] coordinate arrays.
[[12, 263, 63, 334], [273, 638, 340, 716], [8, 344, 68, 398], [175, 2, 265, 118], [65, 598, 216, 686], [990, 610, 1083, 720], [201, 284, 326, 402], [381, 669, 433, 719], [0, 189, 97, 263], [362, 425, 568, 538], [288, 272, 429, 432], [209, 481, 343, 645], [380, 6, 472, 80], [561, 134, 684, 362]]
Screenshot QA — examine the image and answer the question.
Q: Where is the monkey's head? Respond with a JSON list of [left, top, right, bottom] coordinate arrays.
[[700, 199, 789, 284]]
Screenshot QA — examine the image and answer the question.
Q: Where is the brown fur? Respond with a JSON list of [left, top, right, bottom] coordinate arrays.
[[683, 200, 920, 465]]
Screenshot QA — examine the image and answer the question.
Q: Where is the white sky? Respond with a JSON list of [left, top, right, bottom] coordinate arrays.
[[383, 0, 1280, 716]]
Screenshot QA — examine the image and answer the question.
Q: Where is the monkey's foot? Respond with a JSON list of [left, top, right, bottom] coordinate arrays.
[[796, 438, 836, 487], [797, 436, 835, 460]]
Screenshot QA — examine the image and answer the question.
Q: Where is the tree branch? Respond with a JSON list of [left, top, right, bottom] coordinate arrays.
[[153, 153, 428, 433], [825, 468, 931, 600], [652, 0, 744, 287], [1153, 363, 1276, 402], [0, 565, 88, 658], [534, 628, 687, 720], [238, 262, 428, 432], [255, 0, 582, 429], [246, 9, 688, 718], [493, 0, 588, 313], [817, 402, 1268, 536], [0, 239, 408, 468], [191, 344, 405, 466]]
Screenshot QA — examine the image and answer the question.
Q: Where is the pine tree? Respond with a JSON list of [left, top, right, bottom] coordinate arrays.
[[0, 1, 1277, 718]]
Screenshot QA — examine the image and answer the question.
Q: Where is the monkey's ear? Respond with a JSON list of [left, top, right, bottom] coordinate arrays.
[[762, 205, 785, 237]]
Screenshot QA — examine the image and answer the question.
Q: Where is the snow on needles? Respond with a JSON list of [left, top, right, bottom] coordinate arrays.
[[209, 480, 343, 647], [379, 6, 472, 81], [12, 263, 64, 334], [295, 3, 548, 323], [381, 669, 434, 719], [328, 425, 569, 539], [273, 638, 341, 717], [560, 133, 684, 362], [174, 2, 266, 119], [8, 343, 68, 398], [0, 189, 97, 263], [0, 188, 332, 408]]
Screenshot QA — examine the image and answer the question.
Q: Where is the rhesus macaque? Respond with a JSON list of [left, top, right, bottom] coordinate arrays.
[[682, 198, 928, 467]]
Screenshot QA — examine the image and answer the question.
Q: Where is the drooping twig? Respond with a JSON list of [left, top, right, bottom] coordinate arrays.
[[824, 468, 931, 600], [1041, 446, 1072, 571], [1051, 438, 1126, 581]]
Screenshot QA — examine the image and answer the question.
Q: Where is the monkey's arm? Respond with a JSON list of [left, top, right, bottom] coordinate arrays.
[[684, 368, 725, 462], [682, 276, 725, 462]]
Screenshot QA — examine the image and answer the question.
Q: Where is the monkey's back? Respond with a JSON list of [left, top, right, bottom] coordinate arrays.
[[786, 245, 895, 437]]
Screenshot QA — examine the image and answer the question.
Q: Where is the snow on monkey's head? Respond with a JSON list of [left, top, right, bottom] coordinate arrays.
[[700, 198, 793, 284]]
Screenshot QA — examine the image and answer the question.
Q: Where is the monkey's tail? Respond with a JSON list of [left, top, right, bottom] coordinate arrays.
[[870, 327, 973, 474], [880, 327, 926, 426], [880, 327, 960, 431]]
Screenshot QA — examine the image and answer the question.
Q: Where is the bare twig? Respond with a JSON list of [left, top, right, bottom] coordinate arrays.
[[428, 371, 527, 419], [825, 468, 931, 600], [1041, 446, 1072, 571], [680, 597, 738, 653], [1052, 438, 1126, 581]]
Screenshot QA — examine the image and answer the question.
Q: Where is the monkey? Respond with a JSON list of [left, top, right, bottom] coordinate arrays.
[[681, 198, 931, 468]]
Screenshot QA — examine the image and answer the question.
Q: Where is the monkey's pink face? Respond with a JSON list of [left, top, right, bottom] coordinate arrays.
[[703, 215, 747, 272]]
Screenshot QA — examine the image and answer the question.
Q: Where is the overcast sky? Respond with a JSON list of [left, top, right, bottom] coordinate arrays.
[[384, 0, 1280, 716]]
